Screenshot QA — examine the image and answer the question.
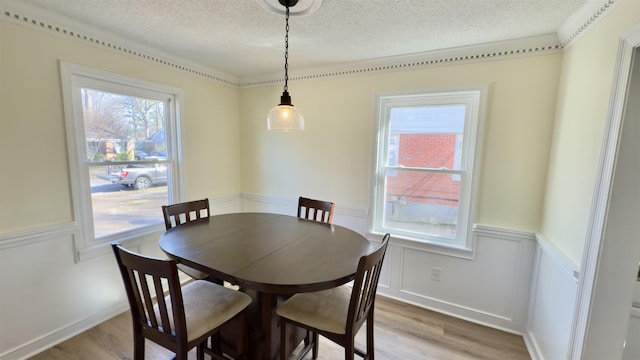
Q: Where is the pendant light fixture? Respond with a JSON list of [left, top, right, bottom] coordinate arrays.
[[267, 0, 304, 131]]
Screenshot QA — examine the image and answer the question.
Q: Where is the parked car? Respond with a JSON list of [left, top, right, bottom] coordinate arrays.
[[98, 164, 167, 190], [145, 151, 166, 161], [134, 151, 148, 160]]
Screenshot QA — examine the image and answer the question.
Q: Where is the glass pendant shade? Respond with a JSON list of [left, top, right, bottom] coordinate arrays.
[[267, 91, 304, 131], [267, 2, 304, 131], [267, 105, 304, 131]]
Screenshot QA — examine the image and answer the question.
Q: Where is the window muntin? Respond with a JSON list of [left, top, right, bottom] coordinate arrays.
[[372, 89, 484, 250], [61, 63, 182, 256]]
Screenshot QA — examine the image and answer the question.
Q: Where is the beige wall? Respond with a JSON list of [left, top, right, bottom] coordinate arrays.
[[240, 54, 562, 233], [539, 0, 640, 265], [0, 20, 241, 234]]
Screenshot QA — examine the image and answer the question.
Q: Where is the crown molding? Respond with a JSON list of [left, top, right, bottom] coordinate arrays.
[[0, 1, 241, 87], [2, 0, 621, 88], [557, 0, 621, 48], [240, 34, 563, 87]]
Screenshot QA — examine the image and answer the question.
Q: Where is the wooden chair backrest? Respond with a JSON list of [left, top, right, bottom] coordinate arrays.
[[297, 197, 335, 224], [346, 234, 390, 336], [162, 198, 210, 230], [111, 244, 187, 350]]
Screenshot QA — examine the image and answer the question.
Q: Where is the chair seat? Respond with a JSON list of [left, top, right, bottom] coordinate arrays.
[[155, 280, 252, 342], [277, 286, 351, 335], [278, 235, 390, 359], [177, 263, 210, 280]]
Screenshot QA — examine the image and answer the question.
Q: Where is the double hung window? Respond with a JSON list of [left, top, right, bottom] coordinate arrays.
[[371, 88, 485, 251], [61, 63, 182, 258]]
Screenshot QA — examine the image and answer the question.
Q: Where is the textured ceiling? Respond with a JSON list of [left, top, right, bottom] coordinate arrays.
[[4, 0, 590, 78]]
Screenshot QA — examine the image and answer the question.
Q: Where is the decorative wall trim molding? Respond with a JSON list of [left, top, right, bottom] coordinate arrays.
[[0, 193, 243, 255], [381, 290, 521, 333], [473, 224, 536, 243], [241, 192, 368, 218], [242, 191, 537, 333], [0, 222, 77, 250], [0, 301, 128, 360], [1, 192, 537, 356], [558, 0, 621, 48], [1, 0, 619, 88], [567, 23, 640, 360], [525, 237, 580, 360], [210, 192, 243, 206], [0, 3, 240, 87], [535, 233, 580, 282], [240, 35, 563, 87], [242, 192, 296, 208]]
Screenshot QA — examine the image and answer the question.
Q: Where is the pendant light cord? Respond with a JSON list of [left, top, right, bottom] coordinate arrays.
[[283, 5, 290, 93]]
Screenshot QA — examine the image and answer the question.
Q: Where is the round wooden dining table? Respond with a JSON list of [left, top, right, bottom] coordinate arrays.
[[159, 212, 373, 360]]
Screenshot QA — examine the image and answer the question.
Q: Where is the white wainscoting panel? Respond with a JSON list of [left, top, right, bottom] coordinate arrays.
[[525, 234, 579, 360], [0, 228, 127, 360], [376, 226, 536, 334], [0, 193, 242, 360], [0, 192, 539, 359], [623, 306, 640, 360], [395, 230, 535, 331], [242, 193, 537, 334], [210, 193, 243, 215]]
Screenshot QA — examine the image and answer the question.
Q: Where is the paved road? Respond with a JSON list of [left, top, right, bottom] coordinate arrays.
[[90, 177, 168, 238]]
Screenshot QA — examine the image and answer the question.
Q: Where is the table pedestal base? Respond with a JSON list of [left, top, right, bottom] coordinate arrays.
[[220, 290, 306, 360]]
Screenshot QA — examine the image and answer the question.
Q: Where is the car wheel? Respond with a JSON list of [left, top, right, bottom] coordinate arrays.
[[134, 176, 151, 190]]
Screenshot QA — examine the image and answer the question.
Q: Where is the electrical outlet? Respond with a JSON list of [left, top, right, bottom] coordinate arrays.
[[431, 267, 441, 282]]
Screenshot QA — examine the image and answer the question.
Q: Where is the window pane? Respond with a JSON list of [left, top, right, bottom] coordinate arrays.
[[90, 165, 168, 238], [389, 105, 465, 169], [384, 169, 460, 239], [373, 89, 483, 249], [81, 88, 170, 239], [81, 88, 166, 162]]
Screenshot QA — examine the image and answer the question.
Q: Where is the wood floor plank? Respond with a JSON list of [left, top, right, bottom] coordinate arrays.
[[29, 295, 530, 360]]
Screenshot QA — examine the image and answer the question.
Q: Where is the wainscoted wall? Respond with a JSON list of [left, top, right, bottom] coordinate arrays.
[[0, 227, 127, 360], [524, 234, 579, 360], [623, 306, 640, 360], [1, 192, 542, 359], [624, 280, 640, 360], [243, 193, 537, 335], [0, 195, 244, 360]]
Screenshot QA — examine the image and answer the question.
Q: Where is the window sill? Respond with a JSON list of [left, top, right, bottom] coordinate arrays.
[[75, 224, 165, 262], [368, 230, 474, 260]]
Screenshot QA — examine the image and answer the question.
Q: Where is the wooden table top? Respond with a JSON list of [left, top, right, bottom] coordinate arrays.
[[159, 212, 373, 294]]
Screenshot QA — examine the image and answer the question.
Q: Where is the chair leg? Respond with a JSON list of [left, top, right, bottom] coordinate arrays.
[[237, 310, 248, 360], [280, 319, 288, 360], [196, 343, 205, 360], [312, 332, 319, 359], [304, 330, 310, 347], [367, 314, 375, 360], [345, 339, 355, 360], [133, 331, 144, 360]]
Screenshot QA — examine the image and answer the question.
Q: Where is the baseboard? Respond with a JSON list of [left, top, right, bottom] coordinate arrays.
[[0, 302, 128, 360], [523, 329, 543, 360]]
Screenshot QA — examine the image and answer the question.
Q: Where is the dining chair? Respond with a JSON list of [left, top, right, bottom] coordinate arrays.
[[277, 233, 391, 360], [162, 198, 211, 281], [297, 196, 335, 224], [162, 198, 210, 229], [112, 243, 252, 360]]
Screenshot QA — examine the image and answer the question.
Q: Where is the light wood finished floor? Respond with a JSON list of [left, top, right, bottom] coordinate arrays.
[[30, 295, 530, 360]]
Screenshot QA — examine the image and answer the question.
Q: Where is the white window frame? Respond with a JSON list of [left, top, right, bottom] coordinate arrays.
[[60, 62, 184, 261], [370, 87, 486, 255]]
